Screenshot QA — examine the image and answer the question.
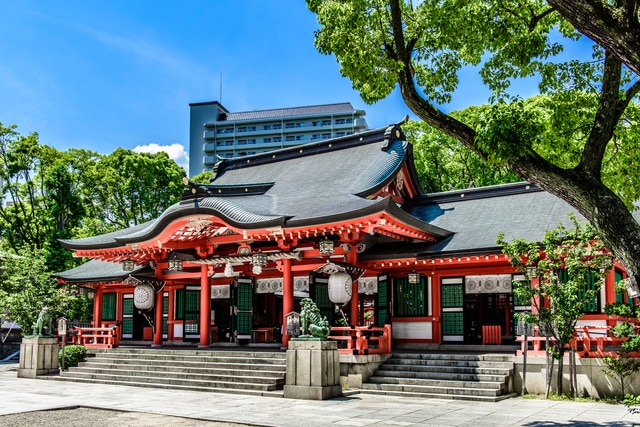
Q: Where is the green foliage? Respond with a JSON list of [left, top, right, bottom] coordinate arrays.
[[602, 354, 640, 398], [624, 393, 640, 414], [499, 214, 612, 395], [190, 170, 214, 184], [81, 148, 185, 229], [404, 119, 519, 192], [309, 0, 582, 105], [0, 247, 67, 335], [499, 215, 611, 356], [610, 323, 635, 338], [59, 344, 87, 370], [604, 302, 634, 318]]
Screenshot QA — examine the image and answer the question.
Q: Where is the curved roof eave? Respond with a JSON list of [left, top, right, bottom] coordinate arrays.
[[60, 197, 288, 251], [284, 196, 452, 239]]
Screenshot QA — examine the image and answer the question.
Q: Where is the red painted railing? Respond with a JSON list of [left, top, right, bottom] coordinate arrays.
[[59, 325, 119, 349], [328, 324, 392, 355], [517, 324, 639, 358]]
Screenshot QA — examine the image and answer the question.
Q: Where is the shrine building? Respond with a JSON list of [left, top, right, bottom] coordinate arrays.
[[56, 122, 631, 349]]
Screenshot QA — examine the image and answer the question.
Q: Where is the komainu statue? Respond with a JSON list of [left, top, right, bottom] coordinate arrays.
[[299, 297, 331, 339], [32, 307, 53, 336]]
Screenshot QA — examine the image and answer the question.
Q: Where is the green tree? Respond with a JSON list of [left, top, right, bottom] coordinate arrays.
[[498, 215, 613, 396], [0, 247, 90, 336], [404, 119, 519, 193], [0, 124, 95, 271], [81, 148, 185, 229], [308, 0, 640, 293], [547, 1, 640, 78]]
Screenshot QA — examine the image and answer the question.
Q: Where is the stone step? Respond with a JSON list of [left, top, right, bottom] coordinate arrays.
[[95, 352, 286, 364], [80, 360, 286, 375], [61, 370, 283, 391], [390, 352, 513, 361], [385, 358, 514, 370], [82, 358, 286, 372], [66, 365, 285, 384], [380, 363, 512, 376], [360, 388, 516, 402], [51, 376, 285, 398], [105, 348, 286, 359], [362, 381, 502, 397], [374, 369, 508, 383], [57, 348, 287, 396], [367, 375, 504, 391], [362, 352, 515, 402]]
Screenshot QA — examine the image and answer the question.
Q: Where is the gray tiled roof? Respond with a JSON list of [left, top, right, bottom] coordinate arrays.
[[222, 103, 359, 122], [362, 183, 585, 260], [55, 259, 150, 283], [60, 124, 450, 250]]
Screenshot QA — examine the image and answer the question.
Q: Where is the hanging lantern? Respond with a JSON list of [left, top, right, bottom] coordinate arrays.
[[407, 271, 421, 284], [122, 258, 135, 271], [328, 272, 353, 304], [133, 284, 155, 310], [251, 252, 267, 275], [319, 239, 334, 255], [168, 253, 183, 271]]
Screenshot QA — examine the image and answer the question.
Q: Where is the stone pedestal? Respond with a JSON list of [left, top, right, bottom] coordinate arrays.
[[283, 339, 342, 400], [17, 337, 59, 378]]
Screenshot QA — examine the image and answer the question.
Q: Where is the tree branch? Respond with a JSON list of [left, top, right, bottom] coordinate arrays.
[[578, 51, 623, 179], [546, 0, 640, 77]]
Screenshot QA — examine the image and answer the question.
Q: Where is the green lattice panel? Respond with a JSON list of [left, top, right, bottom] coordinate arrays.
[[123, 298, 134, 315], [377, 278, 388, 326], [237, 312, 252, 335], [441, 284, 463, 308], [163, 295, 169, 314], [615, 270, 625, 303], [442, 312, 464, 335], [175, 290, 184, 319], [101, 293, 116, 321], [185, 291, 199, 311], [237, 283, 253, 311], [122, 317, 133, 335]]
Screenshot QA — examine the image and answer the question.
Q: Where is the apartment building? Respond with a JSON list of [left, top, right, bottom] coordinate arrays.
[[188, 101, 367, 176]]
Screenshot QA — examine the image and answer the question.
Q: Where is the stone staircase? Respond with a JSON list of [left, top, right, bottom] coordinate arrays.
[[361, 352, 515, 402], [56, 347, 287, 397]]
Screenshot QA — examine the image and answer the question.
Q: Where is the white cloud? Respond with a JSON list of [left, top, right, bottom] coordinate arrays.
[[134, 143, 189, 172]]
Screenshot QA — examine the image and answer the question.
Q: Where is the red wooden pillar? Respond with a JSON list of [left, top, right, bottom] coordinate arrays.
[[282, 258, 293, 348], [167, 286, 175, 341], [347, 249, 359, 326], [199, 265, 212, 347], [153, 289, 163, 346], [92, 287, 102, 327], [432, 273, 442, 344]]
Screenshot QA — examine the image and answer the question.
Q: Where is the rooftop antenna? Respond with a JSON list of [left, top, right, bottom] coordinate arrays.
[[219, 72, 223, 103]]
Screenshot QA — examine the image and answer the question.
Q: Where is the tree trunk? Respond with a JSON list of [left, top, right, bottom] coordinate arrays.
[[557, 346, 565, 396], [546, 0, 640, 77]]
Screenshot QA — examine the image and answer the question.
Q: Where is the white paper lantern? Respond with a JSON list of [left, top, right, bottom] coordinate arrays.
[[328, 272, 352, 304], [134, 284, 155, 310]]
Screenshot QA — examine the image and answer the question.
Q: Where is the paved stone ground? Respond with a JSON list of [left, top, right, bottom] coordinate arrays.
[[1, 362, 637, 426], [0, 407, 251, 426]]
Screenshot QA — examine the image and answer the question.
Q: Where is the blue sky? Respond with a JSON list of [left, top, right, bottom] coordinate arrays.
[[0, 1, 591, 173]]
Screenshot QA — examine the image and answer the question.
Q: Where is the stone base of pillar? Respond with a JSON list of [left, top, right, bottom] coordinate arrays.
[[283, 339, 342, 400], [18, 337, 59, 378]]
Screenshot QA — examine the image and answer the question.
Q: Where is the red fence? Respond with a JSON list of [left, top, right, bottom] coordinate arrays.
[[517, 324, 639, 358], [59, 324, 120, 349], [328, 324, 392, 355]]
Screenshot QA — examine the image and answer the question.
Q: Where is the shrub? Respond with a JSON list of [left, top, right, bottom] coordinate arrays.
[[58, 344, 87, 370]]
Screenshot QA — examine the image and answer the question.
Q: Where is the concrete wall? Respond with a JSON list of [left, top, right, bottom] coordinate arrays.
[[514, 355, 640, 398], [338, 353, 390, 389]]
